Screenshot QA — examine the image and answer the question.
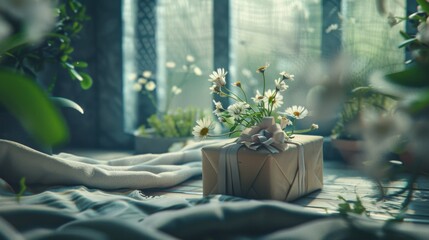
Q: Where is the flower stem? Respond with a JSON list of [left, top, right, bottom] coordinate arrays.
[[262, 72, 266, 95]]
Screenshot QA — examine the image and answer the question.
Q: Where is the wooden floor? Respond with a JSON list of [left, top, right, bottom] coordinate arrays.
[[68, 149, 429, 224], [145, 161, 429, 224]]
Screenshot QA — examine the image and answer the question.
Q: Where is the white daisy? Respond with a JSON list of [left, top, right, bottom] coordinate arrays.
[[278, 116, 293, 129], [311, 123, 319, 130], [218, 116, 226, 123], [281, 105, 309, 119], [208, 68, 228, 87], [264, 89, 283, 110], [145, 81, 156, 91], [212, 100, 224, 116], [166, 61, 176, 68], [279, 71, 295, 81], [142, 70, 152, 78], [186, 54, 195, 63], [138, 78, 147, 84], [171, 85, 182, 95], [227, 102, 249, 120], [251, 90, 265, 103], [256, 63, 270, 73], [209, 84, 220, 94], [193, 66, 202, 76], [192, 117, 213, 139], [274, 78, 288, 92], [132, 83, 142, 91]]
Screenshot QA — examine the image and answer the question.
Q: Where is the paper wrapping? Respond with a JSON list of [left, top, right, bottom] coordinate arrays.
[[202, 135, 323, 202]]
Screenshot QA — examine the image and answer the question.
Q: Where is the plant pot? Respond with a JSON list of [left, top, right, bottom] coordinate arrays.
[[134, 131, 193, 154], [331, 138, 364, 166]]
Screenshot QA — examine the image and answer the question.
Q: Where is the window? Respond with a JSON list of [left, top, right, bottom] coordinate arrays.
[[123, 0, 407, 132]]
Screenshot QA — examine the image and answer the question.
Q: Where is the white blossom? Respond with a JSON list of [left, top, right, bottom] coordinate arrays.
[[145, 81, 156, 91], [193, 66, 202, 76], [274, 78, 289, 92], [166, 61, 176, 68], [281, 105, 309, 119], [208, 68, 227, 87], [192, 117, 213, 139], [171, 86, 182, 95], [264, 89, 283, 110], [186, 54, 195, 63], [142, 70, 152, 78], [227, 102, 249, 120]]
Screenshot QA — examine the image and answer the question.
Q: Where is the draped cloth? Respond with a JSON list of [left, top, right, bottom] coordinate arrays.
[[0, 139, 207, 190]]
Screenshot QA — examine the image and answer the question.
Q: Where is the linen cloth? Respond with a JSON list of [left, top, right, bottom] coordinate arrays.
[[0, 139, 209, 190]]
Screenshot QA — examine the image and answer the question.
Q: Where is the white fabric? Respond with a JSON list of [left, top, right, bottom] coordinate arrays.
[[0, 139, 216, 190]]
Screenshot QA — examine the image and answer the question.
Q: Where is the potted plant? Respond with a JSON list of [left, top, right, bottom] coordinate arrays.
[[330, 61, 396, 165], [371, 0, 429, 171], [132, 55, 207, 153]]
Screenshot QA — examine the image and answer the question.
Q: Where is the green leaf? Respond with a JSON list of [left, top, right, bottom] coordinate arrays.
[[80, 72, 93, 89], [399, 30, 412, 40], [417, 0, 429, 14], [51, 97, 84, 114], [0, 69, 68, 146], [0, 33, 27, 54], [405, 89, 429, 113], [69, 68, 83, 81], [16, 177, 27, 203], [398, 38, 418, 48], [60, 55, 68, 62], [64, 47, 74, 54], [385, 66, 429, 88], [73, 61, 88, 68]]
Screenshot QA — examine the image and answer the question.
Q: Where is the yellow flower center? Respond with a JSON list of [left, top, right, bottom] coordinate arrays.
[[293, 111, 300, 117], [200, 127, 209, 136]]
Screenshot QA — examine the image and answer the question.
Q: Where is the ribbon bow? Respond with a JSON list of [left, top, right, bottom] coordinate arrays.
[[238, 117, 287, 153]]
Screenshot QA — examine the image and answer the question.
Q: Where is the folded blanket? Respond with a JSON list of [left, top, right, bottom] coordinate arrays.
[[0, 139, 210, 190]]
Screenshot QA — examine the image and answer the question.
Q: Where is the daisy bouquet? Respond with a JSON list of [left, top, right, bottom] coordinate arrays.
[[193, 64, 318, 140]]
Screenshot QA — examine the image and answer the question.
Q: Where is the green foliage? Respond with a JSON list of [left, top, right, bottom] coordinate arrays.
[[137, 108, 207, 138], [331, 63, 394, 140], [0, 0, 91, 146], [0, 69, 68, 146], [16, 177, 27, 203], [337, 195, 368, 216], [1, 0, 92, 92], [376, 2, 429, 114]]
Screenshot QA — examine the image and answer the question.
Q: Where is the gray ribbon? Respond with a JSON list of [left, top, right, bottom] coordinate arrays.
[[245, 130, 280, 154], [218, 139, 306, 198], [287, 140, 306, 196], [218, 142, 243, 196]]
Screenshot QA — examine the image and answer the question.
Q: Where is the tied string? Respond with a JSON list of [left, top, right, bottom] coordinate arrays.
[[238, 117, 287, 153], [286, 140, 306, 196]]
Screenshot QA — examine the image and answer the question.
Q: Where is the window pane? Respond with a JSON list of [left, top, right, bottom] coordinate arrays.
[[156, 0, 213, 112], [231, 0, 322, 105], [342, 0, 405, 73]]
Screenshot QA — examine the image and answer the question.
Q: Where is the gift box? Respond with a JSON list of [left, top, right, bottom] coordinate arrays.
[[202, 134, 323, 202]]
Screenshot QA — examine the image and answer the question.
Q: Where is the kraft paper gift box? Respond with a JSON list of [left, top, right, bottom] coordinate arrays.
[[202, 135, 323, 202]]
